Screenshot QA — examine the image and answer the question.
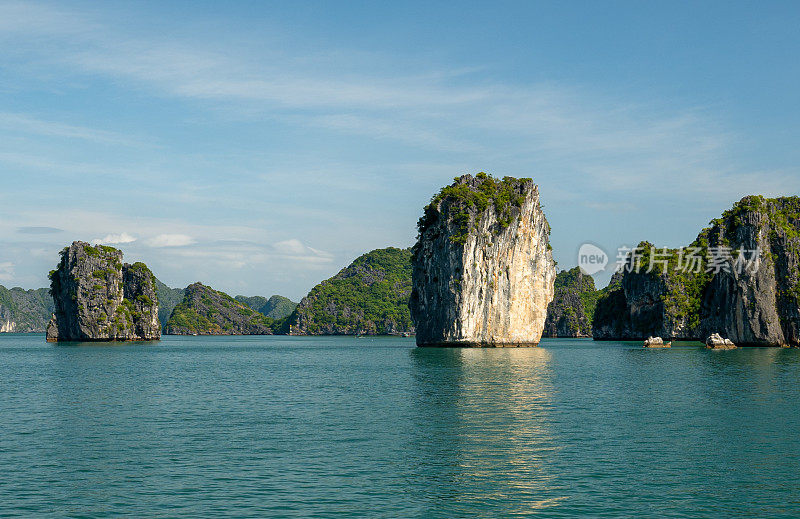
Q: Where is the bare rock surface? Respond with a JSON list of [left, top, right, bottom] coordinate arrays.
[[644, 336, 670, 348], [706, 333, 737, 349]]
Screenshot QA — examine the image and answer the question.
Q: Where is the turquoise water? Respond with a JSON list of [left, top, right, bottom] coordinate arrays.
[[2, 335, 800, 517]]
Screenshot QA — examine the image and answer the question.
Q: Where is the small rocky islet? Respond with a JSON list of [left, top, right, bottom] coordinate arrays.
[[11, 174, 800, 347], [409, 173, 556, 346], [46, 241, 160, 341]]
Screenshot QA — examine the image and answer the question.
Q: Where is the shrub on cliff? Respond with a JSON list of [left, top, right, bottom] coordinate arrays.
[[417, 172, 534, 245]]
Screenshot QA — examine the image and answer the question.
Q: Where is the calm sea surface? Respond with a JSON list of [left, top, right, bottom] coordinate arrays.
[[1, 334, 800, 518]]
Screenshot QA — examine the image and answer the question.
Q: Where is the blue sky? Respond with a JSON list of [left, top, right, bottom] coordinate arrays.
[[1, 0, 799, 300]]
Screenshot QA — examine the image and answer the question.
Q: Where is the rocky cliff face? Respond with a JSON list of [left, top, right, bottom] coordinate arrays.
[[0, 304, 12, 332], [0, 286, 54, 333], [47, 242, 160, 341], [542, 267, 598, 338], [410, 173, 556, 346], [288, 247, 414, 335], [592, 242, 706, 341], [165, 282, 274, 335], [699, 196, 800, 346], [592, 196, 800, 346], [122, 262, 161, 340]]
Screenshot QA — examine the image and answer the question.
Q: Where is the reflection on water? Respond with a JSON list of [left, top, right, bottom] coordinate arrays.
[[3, 335, 800, 517], [410, 347, 566, 515]]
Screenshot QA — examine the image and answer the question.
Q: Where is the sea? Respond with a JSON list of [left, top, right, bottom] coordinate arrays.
[[1, 334, 799, 518]]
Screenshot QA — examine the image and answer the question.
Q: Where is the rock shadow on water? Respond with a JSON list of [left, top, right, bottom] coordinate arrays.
[[49, 338, 162, 348]]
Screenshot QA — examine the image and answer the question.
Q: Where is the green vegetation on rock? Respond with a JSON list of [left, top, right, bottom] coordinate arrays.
[[592, 239, 710, 339], [417, 173, 532, 245], [235, 294, 297, 320], [287, 247, 414, 335], [165, 282, 274, 335], [155, 279, 185, 329], [543, 267, 598, 337]]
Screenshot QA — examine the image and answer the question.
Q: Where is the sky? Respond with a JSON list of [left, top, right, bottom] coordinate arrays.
[[1, 0, 799, 301]]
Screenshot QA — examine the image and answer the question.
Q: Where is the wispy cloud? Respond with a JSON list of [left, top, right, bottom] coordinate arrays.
[[91, 232, 137, 245], [2, 0, 796, 201], [0, 112, 144, 146], [272, 239, 333, 263], [0, 0, 95, 36], [147, 234, 196, 247], [17, 226, 63, 234]]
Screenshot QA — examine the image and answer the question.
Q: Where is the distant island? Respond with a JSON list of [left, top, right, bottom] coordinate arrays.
[[159, 247, 413, 336], [3, 175, 799, 348], [542, 267, 598, 338], [235, 295, 297, 320], [165, 282, 278, 335], [0, 286, 53, 333], [288, 247, 413, 336]]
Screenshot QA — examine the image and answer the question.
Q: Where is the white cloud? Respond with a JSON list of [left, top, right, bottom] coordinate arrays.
[[147, 234, 196, 247], [272, 239, 332, 262], [273, 239, 307, 255], [91, 232, 137, 245], [0, 262, 14, 281]]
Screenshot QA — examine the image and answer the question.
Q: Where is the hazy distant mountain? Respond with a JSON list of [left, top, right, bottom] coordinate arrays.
[[0, 285, 54, 333], [235, 294, 297, 320], [155, 279, 185, 329]]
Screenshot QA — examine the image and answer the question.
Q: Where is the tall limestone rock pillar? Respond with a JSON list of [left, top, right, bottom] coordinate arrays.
[[47, 241, 160, 342], [409, 173, 556, 347]]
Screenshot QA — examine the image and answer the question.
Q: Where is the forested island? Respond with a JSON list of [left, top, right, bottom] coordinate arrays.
[[3, 174, 799, 347], [592, 195, 800, 346]]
